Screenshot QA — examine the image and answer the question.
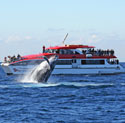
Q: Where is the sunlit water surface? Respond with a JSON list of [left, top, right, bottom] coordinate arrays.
[[0, 63, 125, 122]]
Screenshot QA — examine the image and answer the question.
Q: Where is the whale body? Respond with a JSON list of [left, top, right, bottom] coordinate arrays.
[[27, 55, 58, 83]]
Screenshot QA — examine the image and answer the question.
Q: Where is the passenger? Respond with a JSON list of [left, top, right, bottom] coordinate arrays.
[[98, 49, 101, 56], [111, 49, 114, 56], [106, 49, 108, 56], [12, 55, 16, 62], [11, 56, 13, 62], [82, 50, 85, 54], [43, 46, 45, 53], [96, 49, 99, 56], [8, 56, 11, 62], [104, 50, 106, 56], [86, 50, 89, 54], [17, 54, 21, 60], [56, 50, 59, 54], [91, 48, 94, 53], [116, 59, 119, 64], [4, 57, 7, 63]]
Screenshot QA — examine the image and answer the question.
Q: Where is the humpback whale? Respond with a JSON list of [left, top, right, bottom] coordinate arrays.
[[22, 55, 58, 83]]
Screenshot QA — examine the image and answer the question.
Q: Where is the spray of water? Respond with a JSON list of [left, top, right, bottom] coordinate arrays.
[[18, 55, 58, 83], [20, 60, 50, 83]]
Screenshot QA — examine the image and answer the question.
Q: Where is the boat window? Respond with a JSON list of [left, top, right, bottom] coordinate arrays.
[[45, 49, 52, 53], [72, 59, 76, 63], [75, 51, 80, 54], [75, 49, 82, 54], [56, 60, 72, 65], [81, 60, 105, 65], [60, 49, 65, 54], [45, 49, 60, 54], [45, 49, 48, 53], [56, 50, 59, 54], [67, 49, 74, 54], [10, 60, 43, 66], [59, 49, 74, 54], [107, 59, 119, 64], [51, 49, 56, 53]]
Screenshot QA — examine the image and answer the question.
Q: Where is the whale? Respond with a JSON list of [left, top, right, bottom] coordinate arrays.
[[27, 55, 58, 83]]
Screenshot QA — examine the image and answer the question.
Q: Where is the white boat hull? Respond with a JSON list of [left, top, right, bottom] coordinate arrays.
[[1, 63, 125, 75]]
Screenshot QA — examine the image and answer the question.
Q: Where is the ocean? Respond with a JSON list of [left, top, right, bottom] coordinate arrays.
[[0, 64, 125, 123]]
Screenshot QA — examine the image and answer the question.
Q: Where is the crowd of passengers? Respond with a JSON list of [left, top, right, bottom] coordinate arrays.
[[82, 49, 114, 56], [4, 54, 21, 63], [108, 59, 119, 64], [44, 49, 115, 56]]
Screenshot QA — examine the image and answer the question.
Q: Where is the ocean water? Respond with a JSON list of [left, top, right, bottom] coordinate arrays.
[[0, 64, 125, 123]]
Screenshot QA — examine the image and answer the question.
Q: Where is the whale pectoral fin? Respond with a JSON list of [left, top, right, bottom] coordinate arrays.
[[42, 56, 50, 66]]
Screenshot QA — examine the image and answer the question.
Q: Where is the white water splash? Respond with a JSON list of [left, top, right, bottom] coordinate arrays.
[[20, 60, 50, 83], [19, 56, 57, 83]]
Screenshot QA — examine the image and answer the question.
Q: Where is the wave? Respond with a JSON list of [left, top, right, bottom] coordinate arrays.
[[47, 82, 115, 89], [120, 83, 125, 86], [0, 81, 119, 89]]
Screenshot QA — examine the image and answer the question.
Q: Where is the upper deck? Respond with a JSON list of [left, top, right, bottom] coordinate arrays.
[[44, 44, 116, 59], [3, 44, 117, 64]]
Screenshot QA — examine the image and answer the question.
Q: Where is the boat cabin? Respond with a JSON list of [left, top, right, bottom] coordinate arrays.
[[44, 44, 119, 66]]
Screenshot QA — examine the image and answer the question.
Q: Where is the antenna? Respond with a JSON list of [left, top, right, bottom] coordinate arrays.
[[62, 33, 68, 45]]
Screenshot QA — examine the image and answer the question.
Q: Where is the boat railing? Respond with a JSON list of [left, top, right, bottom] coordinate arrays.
[[82, 49, 115, 56], [3, 55, 22, 63]]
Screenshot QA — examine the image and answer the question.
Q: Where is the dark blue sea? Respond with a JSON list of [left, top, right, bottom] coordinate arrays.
[[0, 63, 125, 123]]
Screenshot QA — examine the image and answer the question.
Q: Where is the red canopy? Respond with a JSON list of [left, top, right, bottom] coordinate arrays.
[[46, 45, 95, 50]]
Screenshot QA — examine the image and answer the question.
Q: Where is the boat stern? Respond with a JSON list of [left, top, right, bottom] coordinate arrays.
[[1, 62, 13, 75]]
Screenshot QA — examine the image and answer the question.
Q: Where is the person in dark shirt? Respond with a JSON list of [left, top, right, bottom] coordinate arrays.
[[17, 54, 21, 60]]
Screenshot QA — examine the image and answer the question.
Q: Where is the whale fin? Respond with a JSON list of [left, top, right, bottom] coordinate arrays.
[[42, 56, 50, 65]]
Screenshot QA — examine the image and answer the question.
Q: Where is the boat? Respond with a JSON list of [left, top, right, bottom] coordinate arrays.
[[1, 43, 125, 75]]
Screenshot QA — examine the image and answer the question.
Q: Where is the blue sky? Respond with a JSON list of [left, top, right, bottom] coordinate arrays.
[[0, 0, 125, 61]]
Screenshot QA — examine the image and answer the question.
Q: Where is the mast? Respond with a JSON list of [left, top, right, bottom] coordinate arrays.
[[62, 33, 68, 45]]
